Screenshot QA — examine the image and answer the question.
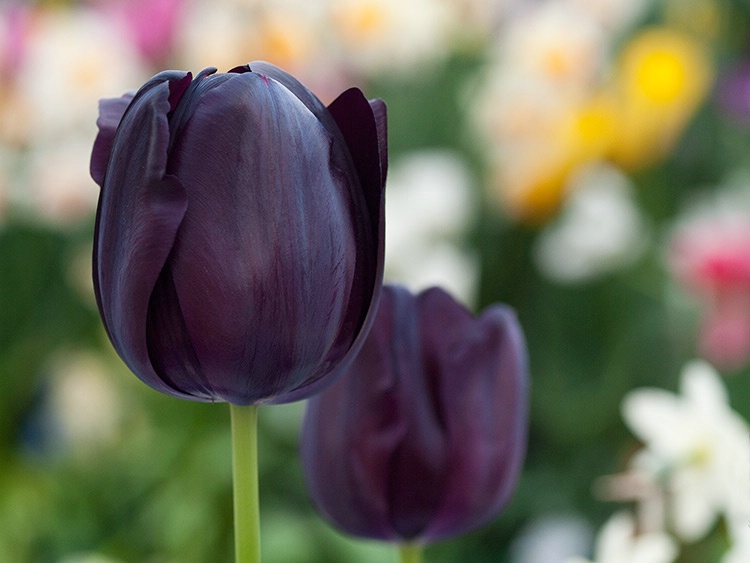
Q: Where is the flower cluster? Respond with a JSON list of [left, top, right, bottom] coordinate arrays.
[[472, 0, 712, 222], [567, 361, 750, 563]]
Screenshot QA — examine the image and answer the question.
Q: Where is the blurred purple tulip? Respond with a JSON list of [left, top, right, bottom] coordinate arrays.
[[301, 285, 528, 543], [90, 62, 387, 405]]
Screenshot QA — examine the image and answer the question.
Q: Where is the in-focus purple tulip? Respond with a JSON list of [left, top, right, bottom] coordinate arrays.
[[90, 62, 386, 405], [301, 285, 529, 543]]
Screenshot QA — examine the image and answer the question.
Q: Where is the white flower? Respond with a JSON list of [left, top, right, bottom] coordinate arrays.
[[16, 7, 146, 143], [565, 511, 677, 563], [439, 0, 518, 44], [45, 351, 125, 455], [561, 0, 652, 34], [723, 522, 750, 563], [497, 2, 608, 94], [534, 163, 648, 283], [384, 150, 478, 305], [326, 0, 451, 75], [24, 135, 100, 226], [621, 360, 750, 541], [178, 0, 326, 79], [510, 513, 594, 563]]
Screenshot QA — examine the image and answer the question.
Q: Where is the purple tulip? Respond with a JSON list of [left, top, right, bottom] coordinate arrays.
[[90, 62, 386, 405], [301, 285, 529, 543]]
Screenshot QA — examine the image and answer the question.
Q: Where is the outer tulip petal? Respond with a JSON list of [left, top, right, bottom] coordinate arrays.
[[245, 61, 331, 125], [274, 90, 388, 404], [418, 289, 529, 540], [302, 287, 450, 541], [301, 291, 407, 539], [94, 73, 192, 399], [369, 98, 388, 181], [90, 93, 134, 188], [383, 287, 449, 539], [164, 72, 356, 404]]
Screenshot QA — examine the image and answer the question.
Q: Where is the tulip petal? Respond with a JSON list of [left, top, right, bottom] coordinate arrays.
[[384, 287, 449, 539], [301, 294, 407, 539], [165, 72, 358, 404], [246, 61, 331, 125], [90, 93, 134, 187], [273, 90, 388, 404], [93, 72, 192, 400], [370, 98, 388, 181], [418, 289, 529, 541], [302, 286, 450, 541]]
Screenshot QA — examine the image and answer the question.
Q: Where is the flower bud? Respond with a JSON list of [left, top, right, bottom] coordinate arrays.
[[91, 62, 386, 405], [301, 285, 528, 542]]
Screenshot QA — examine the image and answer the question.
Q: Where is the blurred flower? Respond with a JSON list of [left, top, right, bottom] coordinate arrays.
[[25, 351, 124, 457], [562, 0, 651, 34], [565, 511, 678, 563], [0, 2, 31, 147], [534, 163, 648, 283], [621, 360, 750, 541], [327, 0, 451, 75], [385, 150, 478, 305], [716, 61, 750, 124], [177, 0, 332, 92], [22, 135, 100, 225], [499, 3, 607, 94], [608, 27, 712, 170], [1, 5, 148, 225], [94, 0, 186, 66], [473, 9, 712, 223], [723, 524, 750, 563], [593, 469, 666, 535], [301, 285, 528, 543], [510, 513, 594, 563], [440, 0, 517, 46], [0, 1, 30, 79], [668, 184, 750, 371], [16, 6, 147, 143], [91, 62, 386, 405], [472, 3, 618, 221], [478, 83, 617, 221]]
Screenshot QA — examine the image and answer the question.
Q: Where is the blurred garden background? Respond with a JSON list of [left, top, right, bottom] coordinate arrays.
[[1, 0, 749, 562]]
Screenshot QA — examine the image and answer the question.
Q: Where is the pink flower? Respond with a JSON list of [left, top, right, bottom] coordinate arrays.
[[669, 194, 750, 371], [0, 2, 31, 80], [95, 0, 185, 66]]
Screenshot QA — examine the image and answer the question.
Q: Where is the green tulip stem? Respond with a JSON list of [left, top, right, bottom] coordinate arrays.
[[230, 403, 261, 563], [398, 543, 424, 563]]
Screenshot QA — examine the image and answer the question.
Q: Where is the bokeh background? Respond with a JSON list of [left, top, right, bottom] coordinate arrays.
[[1, 0, 749, 562]]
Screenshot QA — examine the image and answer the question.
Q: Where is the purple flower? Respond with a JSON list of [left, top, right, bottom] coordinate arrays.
[[301, 285, 528, 543], [90, 62, 387, 405], [717, 61, 750, 124]]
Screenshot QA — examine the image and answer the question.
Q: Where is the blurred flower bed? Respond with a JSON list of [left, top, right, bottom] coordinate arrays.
[[0, 0, 749, 562]]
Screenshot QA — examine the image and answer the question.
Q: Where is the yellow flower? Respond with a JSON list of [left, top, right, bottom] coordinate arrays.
[[608, 27, 712, 170], [496, 95, 617, 223]]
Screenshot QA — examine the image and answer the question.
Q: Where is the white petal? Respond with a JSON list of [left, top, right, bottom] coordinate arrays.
[[630, 533, 678, 563]]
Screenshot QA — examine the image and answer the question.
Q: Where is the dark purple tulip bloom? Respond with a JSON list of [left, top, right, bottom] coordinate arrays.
[[90, 62, 386, 405], [301, 285, 528, 543]]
